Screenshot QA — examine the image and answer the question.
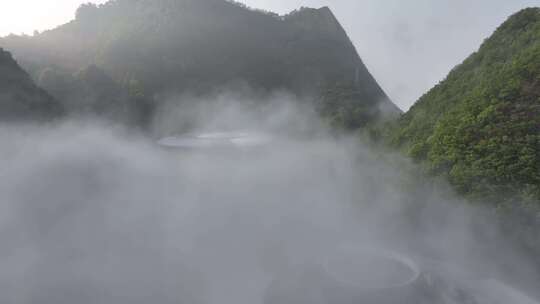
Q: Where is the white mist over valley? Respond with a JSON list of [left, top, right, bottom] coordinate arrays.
[[0, 1, 539, 303], [0, 99, 537, 303]]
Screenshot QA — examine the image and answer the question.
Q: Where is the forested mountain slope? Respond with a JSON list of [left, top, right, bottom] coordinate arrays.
[[36, 64, 152, 126], [387, 8, 540, 207], [0, 0, 400, 126], [0, 48, 63, 121]]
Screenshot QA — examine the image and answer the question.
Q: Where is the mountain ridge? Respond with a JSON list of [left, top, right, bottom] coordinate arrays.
[[0, 0, 400, 126]]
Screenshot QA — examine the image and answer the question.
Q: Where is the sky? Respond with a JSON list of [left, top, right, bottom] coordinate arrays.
[[0, 0, 538, 110]]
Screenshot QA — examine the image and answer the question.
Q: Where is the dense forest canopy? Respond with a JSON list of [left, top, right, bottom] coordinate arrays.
[[387, 8, 540, 205], [383, 7, 540, 253]]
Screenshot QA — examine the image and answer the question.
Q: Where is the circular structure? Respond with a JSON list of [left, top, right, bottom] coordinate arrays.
[[323, 249, 420, 290], [264, 248, 426, 304], [321, 248, 424, 304], [157, 131, 272, 150]]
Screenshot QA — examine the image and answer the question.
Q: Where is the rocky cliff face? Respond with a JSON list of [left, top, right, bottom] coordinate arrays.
[[0, 48, 63, 121]]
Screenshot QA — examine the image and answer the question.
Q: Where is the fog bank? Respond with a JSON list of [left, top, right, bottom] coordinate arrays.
[[0, 100, 538, 303]]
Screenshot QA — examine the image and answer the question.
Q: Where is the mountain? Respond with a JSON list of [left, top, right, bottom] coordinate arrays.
[[386, 8, 540, 207], [0, 48, 63, 121], [0, 0, 400, 127], [36, 64, 152, 126]]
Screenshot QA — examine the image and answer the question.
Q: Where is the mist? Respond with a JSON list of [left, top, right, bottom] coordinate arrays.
[[0, 95, 538, 304]]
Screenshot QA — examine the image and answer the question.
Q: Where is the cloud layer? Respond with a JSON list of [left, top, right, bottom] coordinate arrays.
[[0, 99, 538, 303]]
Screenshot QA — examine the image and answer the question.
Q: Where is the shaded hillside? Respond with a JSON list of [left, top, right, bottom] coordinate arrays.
[[386, 8, 540, 206], [37, 65, 152, 126], [0, 48, 63, 121], [0, 0, 399, 126]]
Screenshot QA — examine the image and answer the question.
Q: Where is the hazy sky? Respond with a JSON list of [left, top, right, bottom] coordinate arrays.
[[0, 0, 538, 110]]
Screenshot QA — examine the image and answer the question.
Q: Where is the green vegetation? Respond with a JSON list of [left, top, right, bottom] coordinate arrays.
[[2, 2, 536, 218], [318, 82, 400, 129], [384, 8, 540, 254], [37, 64, 152, 126], [387, 8, 540, 206], [0, 0, 398, 123], [0, 48, 63, 121]]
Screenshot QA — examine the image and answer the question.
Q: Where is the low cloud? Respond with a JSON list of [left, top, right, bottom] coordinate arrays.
[[0, 97, 538, 303]]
